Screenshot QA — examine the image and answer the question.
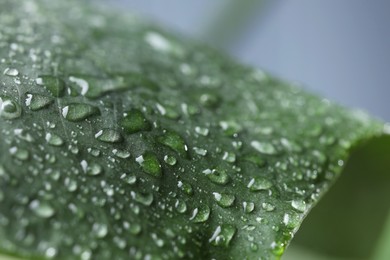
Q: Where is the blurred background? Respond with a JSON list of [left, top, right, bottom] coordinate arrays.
[[104, 0, 390, 121]]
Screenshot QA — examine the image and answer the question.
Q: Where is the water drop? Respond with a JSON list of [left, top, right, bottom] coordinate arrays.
[[136, 152, 162, 178], [262, 202, 275, 212], [213, 192, 235, 208], [158, 130, 188, 158], [193, 147, 207, 156], [247, 178, 273, 191], [209, 224, 236, 247], [164, 155, 177, 166], [29, 200, 55, 218], [243, 201, 255, 213], [175, 199, 187, 213], [69, 76, 89, 96], [0, 97, 22, 119], [194, 126, 209, 136], [131, 192, 154, 206], [203, 168, 230, 185], [190, 205, 210, 223], [121, 109, 151, 134], [62, 103, 100, 122], [25, 93, 53, 111], [95, 129, 122, 143], [251, 140, 277, 155], [291, 199, 306, 212], [3, 68, 19, 76], [222, 151, 236, 163], [92, 223, 108, 238], [45, 133, 64, 146]]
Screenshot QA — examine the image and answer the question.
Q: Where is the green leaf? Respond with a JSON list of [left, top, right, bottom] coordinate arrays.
[[0, 1, 388, 259]]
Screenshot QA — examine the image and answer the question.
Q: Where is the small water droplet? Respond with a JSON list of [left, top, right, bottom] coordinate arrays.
[[29, 200, 55, 218], [262, 202, 275, 212], [136, 153, 162, 178], [92, 223, 108, 238], [194, 126, 209, 136], [131, 191, 154, 206], [222, 151, 236, 163], [291, 200, 306, 212], [164, 155, 177, 166], [203, 168, 230, 185], [45, 133, 64, 146], [209, 224, 236, 247], [175, 199, 187, 213], [243, 201, 255, 213], [213, 192, 235, 208], [251, 140, 277, 155], [193, 147, 207, 156]]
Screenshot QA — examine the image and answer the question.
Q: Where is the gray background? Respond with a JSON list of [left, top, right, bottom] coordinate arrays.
[[106, 0, 390, 121]]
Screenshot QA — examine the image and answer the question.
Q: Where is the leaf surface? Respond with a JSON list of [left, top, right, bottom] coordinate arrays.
[[0, 1, 388, 259]]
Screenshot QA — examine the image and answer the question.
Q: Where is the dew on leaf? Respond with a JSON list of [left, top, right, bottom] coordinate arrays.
[[190, 205, 210, 223], [194, 126, 209, 136], [69, 76, 89, 96], [62, 103, 100, 122], [3, 67, 19, 76], [95, 129, 122, 143], [25, 93, 53, 111], [36, 76, 66, 97], [136, 152, 162, 178], [193, 147, 207, 156], [291, 199, 306, 212], [45, 133, 64, 146], [209, 224, 236, 247], [222, 151, 236, 163], [131, 191, 154, 206], [121, 109, 151, 134], [203, 168, 230, 185], [158, 130, 188, 158], [213, 192, 235, 208], [175, 199, 187, 213], [9, 146, 29, 161], [251, 140, 277, 155], [29, 200, 55, 218], [262, 202, 275, 212], [247, 178, 273, 191], [92, 223, 108, 238], [163, 155, 177, 166], [243, 201, 255, 213], [0, 97, 22, 119]]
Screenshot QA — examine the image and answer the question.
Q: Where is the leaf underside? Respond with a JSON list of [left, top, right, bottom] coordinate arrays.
[[0, 1, 386, 259]]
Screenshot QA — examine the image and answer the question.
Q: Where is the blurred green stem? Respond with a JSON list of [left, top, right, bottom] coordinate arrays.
[[202, 0, 270, 49]]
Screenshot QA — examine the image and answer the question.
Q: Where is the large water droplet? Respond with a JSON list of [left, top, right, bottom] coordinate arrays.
[[0, 97, 22, 120], [25, 93, 53, 111], [62, 103, 100, 122], [190, 205, 210, 223], [95, 129, 122, 143], [203, 168, 230, 185], [291, 199, 306, 212], [136, 152, 162, 178], [247, 178, 273, 191], [213, 192, 235, 208], [209, 224, 236, 247], [121, 109, 151, 134], [158, 130, 188, 158]]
